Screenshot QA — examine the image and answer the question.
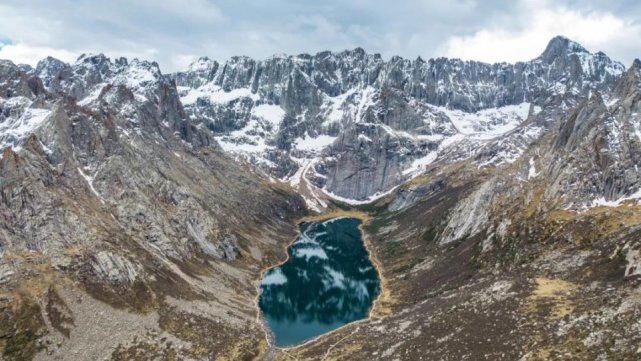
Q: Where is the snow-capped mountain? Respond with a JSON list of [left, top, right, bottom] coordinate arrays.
[[164, 36, 624, 207], [0, 36, 629, 209], [2, 35, 641, 360]]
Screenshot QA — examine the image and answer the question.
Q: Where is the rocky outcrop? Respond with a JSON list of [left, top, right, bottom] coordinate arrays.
[[0, 50, 306, 360], [539, 59, 641, 208], [91, 251, 142, 284]]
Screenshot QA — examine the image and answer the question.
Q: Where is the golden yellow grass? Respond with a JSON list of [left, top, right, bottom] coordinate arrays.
[[526, 277, 577, 320], [299, 209, 372, 223]]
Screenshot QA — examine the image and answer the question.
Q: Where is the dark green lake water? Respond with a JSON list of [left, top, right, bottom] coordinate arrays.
[[259, 217, 381, 347]]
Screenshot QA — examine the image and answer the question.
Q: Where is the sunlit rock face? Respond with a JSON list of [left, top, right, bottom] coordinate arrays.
[[259, 217, 380, 347]]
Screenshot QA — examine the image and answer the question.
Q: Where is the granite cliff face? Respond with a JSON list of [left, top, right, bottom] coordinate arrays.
[[167, 36, 624, 204], [1, 36, 641, 360]]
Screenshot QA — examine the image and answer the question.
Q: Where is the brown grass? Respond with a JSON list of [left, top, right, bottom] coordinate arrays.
[[299, 209, 372, 224], [526, 277, 577, 319]]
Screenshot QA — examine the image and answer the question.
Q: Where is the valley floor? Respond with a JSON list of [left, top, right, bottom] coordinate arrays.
[[274, 187, 641, 360]]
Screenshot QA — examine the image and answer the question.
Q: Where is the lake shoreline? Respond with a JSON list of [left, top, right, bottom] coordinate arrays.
[[253, 209, 391, 357]]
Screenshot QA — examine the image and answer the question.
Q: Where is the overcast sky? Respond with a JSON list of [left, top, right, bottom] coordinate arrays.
[[0, 0, 639, 72]]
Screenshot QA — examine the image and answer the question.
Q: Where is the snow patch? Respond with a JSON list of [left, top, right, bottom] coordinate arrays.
[[588, 188, 641, 208], [403, 152, 437, 176], [251, 104, 285, 126], [293, 133, 336, 153], [77, 167, 105, 204], [623, 245, 641, 278], [214, 116, 275, 162], [285, 157, 328, 212], [437, 102, 531, 139], [321, 185, 399, 205], [320, 86, 377, 125], [402, 134, 465, 177], [78, 85, 106, 106], [528, 158, 539, 179], [181, 83, 259, 105], [0, 103, 52, 150]]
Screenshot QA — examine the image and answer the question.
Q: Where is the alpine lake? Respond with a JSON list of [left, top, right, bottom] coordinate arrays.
[[258, 217, 381, 347]]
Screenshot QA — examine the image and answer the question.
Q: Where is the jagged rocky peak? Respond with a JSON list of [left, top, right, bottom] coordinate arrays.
[[173, 56, 219, 88], [35, 56, 69, 79], [124, 57, 163, 80], [162, 35, 631, 203], [539, 35, 589, 63], [536, 35, 624, 84], [0, 59, 45, 99], [0, 35, 628, 204], [74, 53, 118, 78], [173, 35, 622, 103], [541, 55, 641, 210], [614, 58, 641, 98], [37, 53, 171, 102], [17, 63, 34, 74], [73, 53, 161, 78], [188, 56, 218, 72], [1, 49, 209, 153]]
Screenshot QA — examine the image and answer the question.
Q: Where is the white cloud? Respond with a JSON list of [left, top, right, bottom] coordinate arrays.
[[441, 2, 641, 64], [0, 0, 639, 71], [0, 43, 77, 65]]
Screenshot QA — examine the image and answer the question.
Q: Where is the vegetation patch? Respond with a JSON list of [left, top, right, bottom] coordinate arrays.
[[45, 286, 74, 338], [0, 297, 47, 361], [526, 277, 577, 320]]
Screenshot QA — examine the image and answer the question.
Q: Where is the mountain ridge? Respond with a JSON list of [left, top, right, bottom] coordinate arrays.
[[2, 36, 630, 207], [1, 35, 641, 360]]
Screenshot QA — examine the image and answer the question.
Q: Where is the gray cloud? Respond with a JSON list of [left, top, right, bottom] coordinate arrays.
[[0, 0, 639, 72]]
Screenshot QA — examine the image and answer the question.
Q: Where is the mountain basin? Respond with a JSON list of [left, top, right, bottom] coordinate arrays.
[[258, 217, 381, 347]]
